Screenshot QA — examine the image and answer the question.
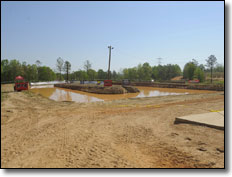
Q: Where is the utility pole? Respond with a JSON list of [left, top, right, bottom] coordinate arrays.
[[108, 46, 114, 80], [157, 57, 163, 65]]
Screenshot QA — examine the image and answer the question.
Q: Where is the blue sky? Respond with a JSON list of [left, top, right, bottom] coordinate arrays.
[[1, 1, 224, 72]]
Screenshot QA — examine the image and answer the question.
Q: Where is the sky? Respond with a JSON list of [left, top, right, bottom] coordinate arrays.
[[1, 1, 224, 72]]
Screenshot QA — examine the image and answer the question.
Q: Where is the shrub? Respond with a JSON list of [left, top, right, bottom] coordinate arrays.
[[193, 67, 205, 82]]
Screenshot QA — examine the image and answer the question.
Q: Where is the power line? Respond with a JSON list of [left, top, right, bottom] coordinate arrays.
[[157, 57, 163, 65]]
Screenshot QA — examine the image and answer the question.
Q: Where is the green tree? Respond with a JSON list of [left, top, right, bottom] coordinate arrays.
[[142, 62, 152, 81], [97, 69, 107, 80], [35, 60, 42, 68], [21, 62, 28, 79], [28, 64, 38, 81], [38, 66, 56, 81], [1, 59, 10, 82], [151, 66, 158, 81], [157, 65, 167, 81], [192, 59, 198, 66], [9, 59, 23, 81], [56, 73, 64, 81], [56, 57, 64, 81], [174, 64, 182, 76], [84, 60, 91, 72], [193, 67, 205, 82], [199, 64, 205, 71], [206, 55, 217, 83], [87, 69, 97, 80], [1, 64, 2, 80], [70, 71, 76, 80], [214, 64, 224, 72], [128, 67, 138, 81], [137, 64, 144, 81], [183, 62, 197, 80], [64, 61, 71, 82], [123, 68, 129, 79], [74, 70, 88, 81], [112, 70, 118, 81]]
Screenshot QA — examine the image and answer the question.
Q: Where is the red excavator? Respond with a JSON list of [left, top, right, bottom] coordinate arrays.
[[14, 76, 29, 91]]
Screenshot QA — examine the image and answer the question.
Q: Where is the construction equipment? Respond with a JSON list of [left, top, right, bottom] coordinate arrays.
[[104, 80, 112, 87], [14, 76, 29, 91]]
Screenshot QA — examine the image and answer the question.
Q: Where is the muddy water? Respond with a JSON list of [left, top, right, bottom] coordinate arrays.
[[30, 85, 215, 103]]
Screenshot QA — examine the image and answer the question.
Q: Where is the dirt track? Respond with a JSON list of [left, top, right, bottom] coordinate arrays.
[[1, 84, 224, 168]]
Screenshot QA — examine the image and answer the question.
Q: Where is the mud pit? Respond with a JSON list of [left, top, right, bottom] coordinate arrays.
[[1, 84, 224, 168], [29, 85, 216, 103]]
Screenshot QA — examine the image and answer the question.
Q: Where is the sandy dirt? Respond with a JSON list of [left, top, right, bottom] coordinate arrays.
[[1, 84, 224, 168]]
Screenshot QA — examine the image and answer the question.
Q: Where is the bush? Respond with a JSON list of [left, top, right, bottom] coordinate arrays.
[[183, 62, 196, 80], [193, 67, 205, 82]]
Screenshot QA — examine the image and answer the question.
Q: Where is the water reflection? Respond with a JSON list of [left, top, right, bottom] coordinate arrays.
[[136, 90, 186, 97], [49, 88, 103, 103], [30, 87, 104, 103], [30, 81, 65, 86], [30, 85, 54, 89]]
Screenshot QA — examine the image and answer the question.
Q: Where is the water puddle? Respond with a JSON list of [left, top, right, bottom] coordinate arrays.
[[135, 87, 188, 97], [29, 85, 193, 103], [30, 81, 66, 86], [30, 83, 216, 103]]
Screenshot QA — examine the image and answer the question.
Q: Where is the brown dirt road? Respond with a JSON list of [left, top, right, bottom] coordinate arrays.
[[1, 84, 224, 168]]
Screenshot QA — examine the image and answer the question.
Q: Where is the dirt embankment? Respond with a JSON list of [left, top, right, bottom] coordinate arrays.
[[113, 81, 224, 91], [54, 83, 139, 94], [1, 84, 224, 168]]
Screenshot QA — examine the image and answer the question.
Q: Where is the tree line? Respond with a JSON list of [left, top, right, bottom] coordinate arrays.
[[57, 58, 182, 82], [1, 59, 56, 82], [1, 55, 223, 83], [183, 55, 223, 83]]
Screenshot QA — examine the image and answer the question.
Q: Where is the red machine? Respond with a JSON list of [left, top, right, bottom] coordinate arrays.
[[104, 80, 112, 87], [14, 76, 29, 91]]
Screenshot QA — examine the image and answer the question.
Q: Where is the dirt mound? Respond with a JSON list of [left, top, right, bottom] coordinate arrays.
[[171, 76, 183, 81], [54, 84, 140, 94], [122, 86, 140, 93]]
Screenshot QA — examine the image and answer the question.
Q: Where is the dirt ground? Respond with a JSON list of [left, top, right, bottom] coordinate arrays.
[[1, 84, 224, 168]]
